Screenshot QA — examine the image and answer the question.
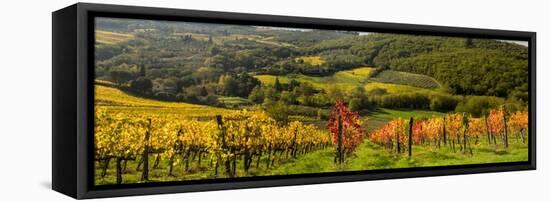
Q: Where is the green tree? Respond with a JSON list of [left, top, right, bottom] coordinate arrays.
[[280, 90, 298, 105], [310, 93, 332, 107], [264, 86, 279, 102], [264, 100, 289, 123], [234, 73, 261, 97], [200, 86, 208, 96], [455, 96, 505, 117], [348, 98, 362, 112], [221, 75, 238, 96], [248, 86, 265, 103], [288, 79, 300, 91], [130, 77, 152, 94], [429, 94, 460, 112], [296, 82, 316, 96], [139, 65, 146, 77], [274, 77, 283, 92], [326, 85, 345, 102], [109, 70, 135, 86]]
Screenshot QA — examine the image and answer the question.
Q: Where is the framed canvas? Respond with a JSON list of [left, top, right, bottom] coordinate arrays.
[[52, 3, 536, 199]]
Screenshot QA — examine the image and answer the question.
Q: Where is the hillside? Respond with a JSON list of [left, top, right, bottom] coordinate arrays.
[[255, 67, 374, 90], [254, 67, 441, 95], [93, 18, 528, 117], [95, 30, 134, 45], [304, 33, 528, 99], [370, 70, 441, 89], [95, 84, 233, 118], [91, 17, 530, 186]]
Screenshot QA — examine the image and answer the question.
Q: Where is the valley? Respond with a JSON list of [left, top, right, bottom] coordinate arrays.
[[93, 18, 530, 185]]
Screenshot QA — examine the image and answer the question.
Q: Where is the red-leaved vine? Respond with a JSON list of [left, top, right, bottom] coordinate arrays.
[[327, 100, 364, 163]]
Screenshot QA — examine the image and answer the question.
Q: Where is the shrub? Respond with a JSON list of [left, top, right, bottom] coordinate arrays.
[[429, 94, 460, 112], [455, 96, 505, 117], [371, 93, 430, 109]]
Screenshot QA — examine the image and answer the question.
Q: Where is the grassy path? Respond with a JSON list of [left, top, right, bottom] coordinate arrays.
[[95, 137, 527, 185], [268, 138, 528, 175]]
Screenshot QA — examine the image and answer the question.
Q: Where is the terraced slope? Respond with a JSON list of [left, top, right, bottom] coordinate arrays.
[[370, 70, 441, 89]]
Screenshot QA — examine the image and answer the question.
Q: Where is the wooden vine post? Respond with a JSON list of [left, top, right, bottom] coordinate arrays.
[[116, 157, 122, 184], [291, 128, 298, 158], [502, 107, 509, 148], [243, 125, 250, 173], [462, 113, 472, 155], [216, 115, 233, 178], [336, 112, 344, 164], [141, 118, 151, 182], [168, 127, 182, 176], [442, 117, 447, 145], [408, 117, 413, 158], [396, 123, 400, 154], [101, 158, 110, 177], [490, 115, 491, 144]]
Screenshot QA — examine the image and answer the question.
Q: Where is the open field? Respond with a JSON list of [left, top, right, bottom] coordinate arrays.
[[365, 81, 441, 94], [95, 30, 134, 45], [255, 67, 376, 91], [96, 85, 210, 108], [218, 96, 253, 106], [333, 67, 375, 81], [254, 67, 443, 95], [295, 56, 326, 66]]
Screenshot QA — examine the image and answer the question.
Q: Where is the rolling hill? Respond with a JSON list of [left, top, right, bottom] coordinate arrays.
[[255, 67, 374, 90], [95, 84, 233, 118], [254, 67, 443, 95], [95, 30, 134, 45], [370, 70, 441, 89], [303, 33, 528, 98]]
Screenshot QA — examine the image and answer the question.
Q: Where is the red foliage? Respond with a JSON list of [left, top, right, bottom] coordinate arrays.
[[327, 100, 364, 154], [412, 120, 425, 144]]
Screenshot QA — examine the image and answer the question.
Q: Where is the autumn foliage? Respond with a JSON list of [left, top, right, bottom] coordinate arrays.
[[370, 107, 528, 155], [328, 100, 364, 162]]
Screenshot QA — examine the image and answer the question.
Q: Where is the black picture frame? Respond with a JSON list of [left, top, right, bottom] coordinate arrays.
[[52, 2, 536, 199]]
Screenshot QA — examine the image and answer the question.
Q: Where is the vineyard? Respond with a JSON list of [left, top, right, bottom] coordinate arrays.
[[95, 89, 528, 185], [95, 30, 134, 45], [95, 85, 234, 118], [95, 107, 331, 184], [370, 70, 442, 89], [92, 18, 529, 185], [370, 108, 529, 156]]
